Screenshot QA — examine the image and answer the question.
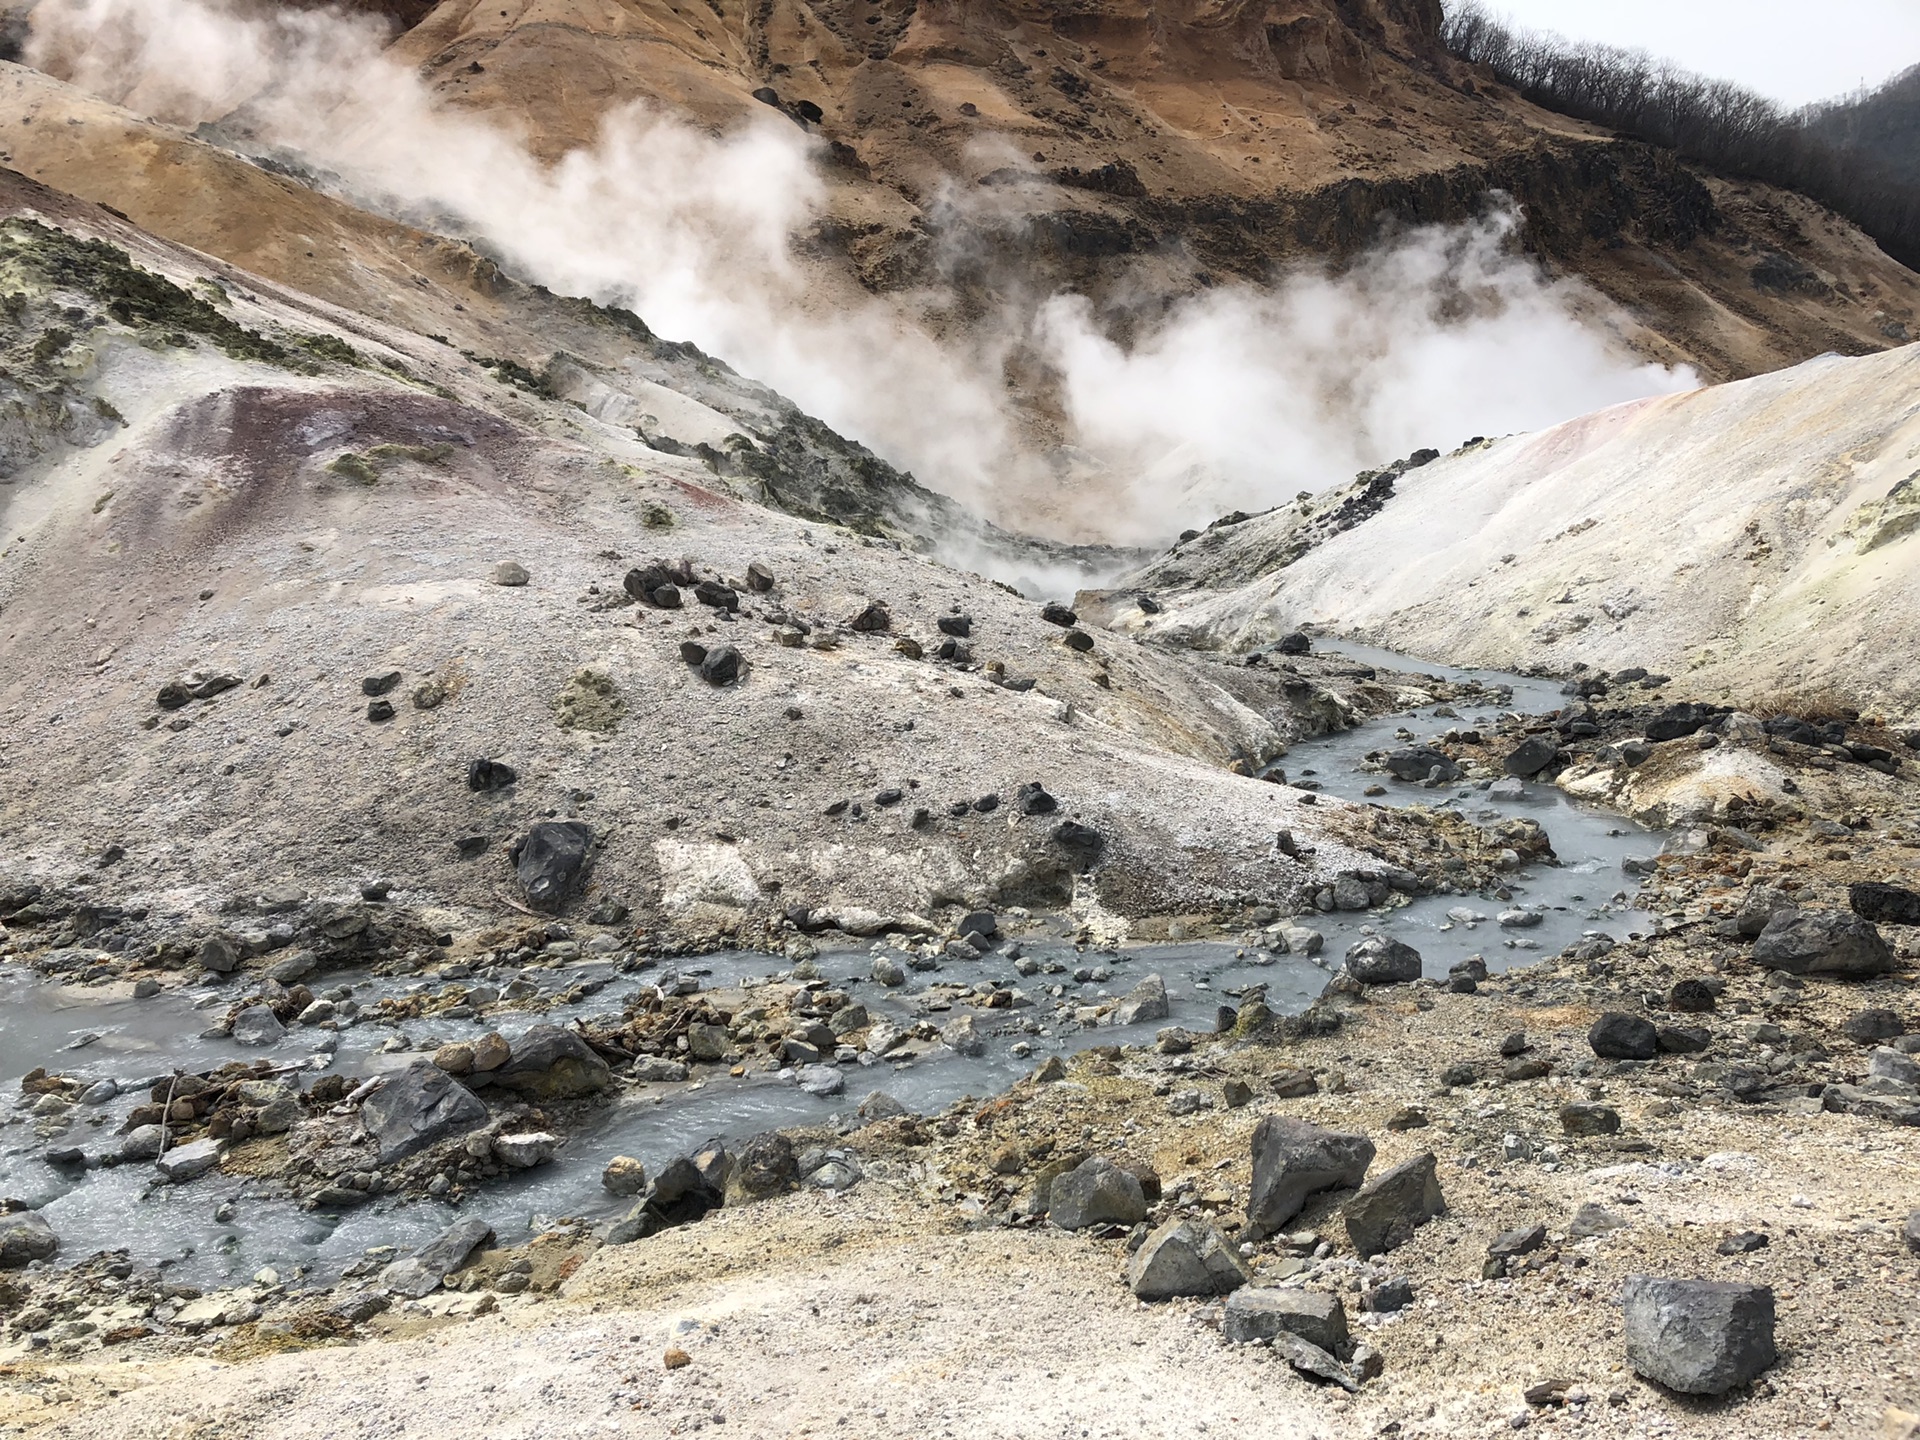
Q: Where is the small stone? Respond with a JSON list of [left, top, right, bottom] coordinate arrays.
[[796, 1065, 845, 1097], [1668, 978, 1717, 1013], [155, 1137, 225, 1183], [361, 671, 402, 697], [1559, 1102, 1621, 1136], [1488, 1223, 1547, 1258], [434, 1042, 476, 1075], [0, 1211, 60, 1268], [1717, 1230, 1770, 1255], [1361, 1276, 1415, 1312], [1842, 1008, 1906, 1043], [1569, 1203, 1628, 1237], [490, 561, 529, 586], [492, 1131, 559, 1168], [366, 699, 396, 722], [663, 1346, 691, 1370]]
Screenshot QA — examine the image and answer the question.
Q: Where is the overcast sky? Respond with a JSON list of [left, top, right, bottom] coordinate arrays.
[[1481, 0, 1920, 108]]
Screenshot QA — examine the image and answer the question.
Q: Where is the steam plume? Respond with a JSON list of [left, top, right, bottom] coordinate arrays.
[[27, 0, 1697, 545]]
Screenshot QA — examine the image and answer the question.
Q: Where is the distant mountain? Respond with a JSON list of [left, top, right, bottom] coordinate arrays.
[[1807, 64, 1920, 194]]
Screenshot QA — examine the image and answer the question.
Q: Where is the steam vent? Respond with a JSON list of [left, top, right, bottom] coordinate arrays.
[[0, 1, 1917, 1435]]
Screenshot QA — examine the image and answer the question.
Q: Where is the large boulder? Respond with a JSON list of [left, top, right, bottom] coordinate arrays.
[[1247, 1117, 1375, 1237], [1752, 910, 1894, 977], [1223, 1287, 1349, 1353], [1048, 1157, 1148, 1230], [1127, 1220, 1251, 1300], [1621, 1277, 1776, 1395], [490, 1024, 612, 1100], [1343, 1151, 1445, 1257], [0, 1210, 58, 1268], [606, 1154, 725, 1243], [1384, 747, 1459, 782], [510, 821, 593, 912], [1344, 936, 1422, 986], [1588, 1012, 1659, 1060], [380, 1217, 495, 1299], [361, 1063, 489, 1164], [1110, 974, 1170, 1026], [1504, 736, 1558, 777]]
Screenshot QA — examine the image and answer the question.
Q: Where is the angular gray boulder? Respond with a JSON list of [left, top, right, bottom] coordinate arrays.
[[1127, 1219, 1251, 1300], [490, 1023, 612, 1100], [361, 1062, 489, 1164], [1752, 910, 1894, 977], [1621, 1277, 1777, 1394], [1344, 936, 1422, 985], [1223, 1287, 1349, 1354], [1344, 1151, 1445, 1257], [1048, 1156, 1148, 1230], [1588, 1012, 1659, 1060], [1247, 1117, 1375, 1237], [380, 1217, 495, 1299], [1110, 974, 1170, 1026], [0, 1210, 58, 1268]]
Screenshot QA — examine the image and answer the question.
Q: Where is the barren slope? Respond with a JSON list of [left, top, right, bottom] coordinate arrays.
[[1108, 343, 1920, 713]]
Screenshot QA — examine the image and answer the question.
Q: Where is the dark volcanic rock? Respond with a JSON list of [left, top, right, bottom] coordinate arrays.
[[1344, 935, 1422, 985], [698, 645, 743, 686], [361, 1063, 488, 1164], [1752, 910, 1894, 977], [1621, 1277, 1776, 1395], [1850, 882, 1920, 927], [1589, 1012, 1659, 1060], [1247, 1117, 1375, 1237], [1223, 1287, 1349, 1352], [1048, 1156, 1148, 1230], [1385, 747, 1459, 782], [1343, 1151, 1444, 1257], [467, 757, 518, 791], [510, 821, 593, 911], [1504, 735, 1558, 777]]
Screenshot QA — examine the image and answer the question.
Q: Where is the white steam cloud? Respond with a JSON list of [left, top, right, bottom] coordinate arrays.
[[28, 0, 1696, 546]]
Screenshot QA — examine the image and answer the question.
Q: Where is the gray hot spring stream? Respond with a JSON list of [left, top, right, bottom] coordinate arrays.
[[0, 645, 1668, 1286]]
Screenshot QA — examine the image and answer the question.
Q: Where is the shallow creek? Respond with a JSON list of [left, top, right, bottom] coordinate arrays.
[[0, 647, 1668, 1285]]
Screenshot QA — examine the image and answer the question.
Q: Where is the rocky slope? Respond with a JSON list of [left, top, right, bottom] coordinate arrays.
[[1104, 342, 1920, 714], [325, 0, 1920, 383]]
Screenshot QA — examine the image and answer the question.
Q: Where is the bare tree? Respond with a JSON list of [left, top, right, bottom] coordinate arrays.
[[1441, 2, 1920, 270]]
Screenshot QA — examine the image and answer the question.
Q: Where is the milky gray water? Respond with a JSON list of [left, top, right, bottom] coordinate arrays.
[[0, 645, 1664, 1285]]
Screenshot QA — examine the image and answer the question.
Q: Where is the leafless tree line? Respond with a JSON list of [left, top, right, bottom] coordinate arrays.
[[1441, 2, 1920, 270]]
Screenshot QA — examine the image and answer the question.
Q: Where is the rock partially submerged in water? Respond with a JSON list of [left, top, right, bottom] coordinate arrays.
[[1343, 935, 1422, 985], [0, 1209, 58, 1268]]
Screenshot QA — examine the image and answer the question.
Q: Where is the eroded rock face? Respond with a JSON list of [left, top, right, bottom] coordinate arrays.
[[1621, 1277, 1777, 1395]]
